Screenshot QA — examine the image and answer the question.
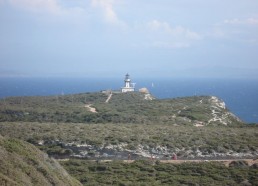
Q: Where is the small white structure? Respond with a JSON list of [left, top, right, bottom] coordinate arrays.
[[121, 73, 135, 93]]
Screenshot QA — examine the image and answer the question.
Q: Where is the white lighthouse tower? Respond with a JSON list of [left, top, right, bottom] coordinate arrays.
[[121, 73, 135, 93]]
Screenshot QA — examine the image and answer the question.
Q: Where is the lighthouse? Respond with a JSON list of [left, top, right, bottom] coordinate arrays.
[[121, 73, 135, 93]]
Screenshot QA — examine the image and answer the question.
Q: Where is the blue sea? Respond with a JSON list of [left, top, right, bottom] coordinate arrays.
[[0, 77, 257, 123]]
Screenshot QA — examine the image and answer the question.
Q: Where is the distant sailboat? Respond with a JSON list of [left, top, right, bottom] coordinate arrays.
[[151, 82, 154, 88]]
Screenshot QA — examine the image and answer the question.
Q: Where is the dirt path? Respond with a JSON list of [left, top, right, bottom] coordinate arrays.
[[85, 104, 97, 113], [105, 93, 112, 103]]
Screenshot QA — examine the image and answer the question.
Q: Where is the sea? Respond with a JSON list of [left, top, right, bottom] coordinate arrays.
[[0, 77, 257, 123]]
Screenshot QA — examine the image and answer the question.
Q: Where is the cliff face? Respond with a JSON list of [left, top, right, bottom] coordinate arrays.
[[0, 135, 82, 186], [0, 92, 243, 126]]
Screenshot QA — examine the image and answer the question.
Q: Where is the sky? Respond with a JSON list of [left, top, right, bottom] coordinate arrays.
[[0, 0, 258, 79]]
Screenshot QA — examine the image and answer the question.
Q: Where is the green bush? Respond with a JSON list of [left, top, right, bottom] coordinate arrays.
[[61, 160, 258, 186]]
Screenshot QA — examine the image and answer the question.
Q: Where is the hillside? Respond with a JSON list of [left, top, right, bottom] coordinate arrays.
[[0, 91, 256, 160], [1, 122, 257, 159], [0, 92, 243, 126], [0, 135, 82, 186], [60, 159, 258, 186]]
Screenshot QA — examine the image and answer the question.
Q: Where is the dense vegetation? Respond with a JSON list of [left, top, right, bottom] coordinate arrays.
[[0, 92, 257, 185], [0, 135, 82, 186], [1, 122, 257, 158], [60, 159, 258, 186], [0, 92, 243, 126]]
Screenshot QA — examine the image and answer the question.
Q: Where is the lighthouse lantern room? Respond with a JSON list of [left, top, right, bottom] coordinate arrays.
[[121, 73, 135, 93]]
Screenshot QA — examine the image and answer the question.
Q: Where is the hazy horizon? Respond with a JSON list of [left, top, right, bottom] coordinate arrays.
[[1, 0, 258, 79]]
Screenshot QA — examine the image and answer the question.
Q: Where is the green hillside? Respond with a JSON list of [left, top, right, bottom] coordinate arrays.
[[0, 135, 82, 186], [60, 159, 258, 186], [1, 122, 257, 159], [0, 91, 258, 185], [0, 92, 243, 126], [0, 91, 256, 159]]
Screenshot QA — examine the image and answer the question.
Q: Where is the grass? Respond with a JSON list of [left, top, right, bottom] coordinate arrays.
[[60, 159, 258, 186], [0, 135, 82, 186]]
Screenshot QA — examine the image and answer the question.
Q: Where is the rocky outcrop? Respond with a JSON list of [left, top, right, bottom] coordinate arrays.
[[33, 139, 258, 160]]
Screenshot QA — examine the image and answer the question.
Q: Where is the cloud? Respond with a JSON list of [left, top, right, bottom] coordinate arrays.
[[208, 27, 226, 38], [91, 0, 126, 28], [246, 18, 258, 25], [6, 0, 84, 16], [208, 17, 258, 45], [149, 41, 190, 49], [147, 20, 201, 40], [224, 18, 258, 26], [141, 20, 201, 48]]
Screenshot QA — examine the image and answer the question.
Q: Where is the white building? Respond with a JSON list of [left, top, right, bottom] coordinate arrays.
[[121, 73, 135, 93]]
